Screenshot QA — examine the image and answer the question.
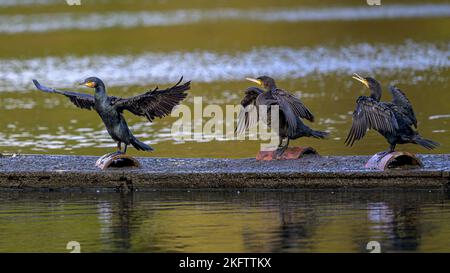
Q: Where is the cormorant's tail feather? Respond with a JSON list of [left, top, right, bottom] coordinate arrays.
[[413, 136, 439, 150], [130, 138, 153, 152], [295, 120, 329, 139], [310, 130, 329, 139]]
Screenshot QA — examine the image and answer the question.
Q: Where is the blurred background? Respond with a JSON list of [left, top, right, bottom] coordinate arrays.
[[0, 0, 448, 158]]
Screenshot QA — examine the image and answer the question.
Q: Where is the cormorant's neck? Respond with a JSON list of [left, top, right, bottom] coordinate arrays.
[[266, 83, 277, 92], [94, 84, 107, 100], [369, 84, 382, 101]]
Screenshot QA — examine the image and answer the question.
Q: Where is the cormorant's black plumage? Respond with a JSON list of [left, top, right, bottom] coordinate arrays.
[[237, 76, 328, 155], [345, 73, 438, 153], [32, 77, 190, 154]]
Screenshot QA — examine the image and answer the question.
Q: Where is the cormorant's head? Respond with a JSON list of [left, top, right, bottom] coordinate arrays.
[[79, 77, 104, 89], [352, 73, 381, 91], [246, 76, 276, 90], [352, 73, 382, 101]]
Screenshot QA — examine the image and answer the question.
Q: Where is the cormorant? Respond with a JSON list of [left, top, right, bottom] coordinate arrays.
[[32, 77, 190, 154], [237, 76, 328, 156], [345, 73, 439, 155]]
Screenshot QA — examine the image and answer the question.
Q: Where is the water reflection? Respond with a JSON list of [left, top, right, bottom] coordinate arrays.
[[110, 193, 133, 251], [1, 190, 448, 252], [366, 202, 422, 252]]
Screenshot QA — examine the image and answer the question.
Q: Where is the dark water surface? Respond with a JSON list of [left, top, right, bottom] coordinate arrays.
[[0, 190, 449, 253]]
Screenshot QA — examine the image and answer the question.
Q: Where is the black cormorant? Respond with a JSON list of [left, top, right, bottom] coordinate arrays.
[[32, 77, 190, 154], [237, 76, 328, 156], [345, 73, 439, 155]]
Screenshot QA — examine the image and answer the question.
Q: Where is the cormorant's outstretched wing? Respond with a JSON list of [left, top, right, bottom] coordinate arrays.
[[270, 88, 314, 137], [32, 79, 95, 110], [273, 89, 315, 122], [112, 77, 190, 122], [345, 96, 399, 146], [236, 87, 264, 135], [389, 85, 417, 128]]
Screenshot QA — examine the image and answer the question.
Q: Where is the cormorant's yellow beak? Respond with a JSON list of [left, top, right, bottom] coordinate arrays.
[[246, 77, 263, 86], [80, 81, 96, 88], [352, 73, 369, 89]]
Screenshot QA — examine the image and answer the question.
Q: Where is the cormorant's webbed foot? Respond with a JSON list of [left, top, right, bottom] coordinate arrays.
[[275, 146, 287, 158], [98, 150, 124, 162], [105, 151, 124, 157], [376, 146, 396, 162], [376, 151, 390, 157], [274, 139, 290, 158], [110, 142, 126, 156], [116, 142, 124, 155], [377, 145, 396, 158]]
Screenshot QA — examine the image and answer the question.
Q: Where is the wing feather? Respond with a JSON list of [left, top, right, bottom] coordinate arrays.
[[273, 89, 315, 122], [33, 79, 95, 110], [345, 96, 399, 146], [389, 85, 417, 128], [271, 88, 315, 136], [112, 77, 190, 122], [236, 87, 264, 135]]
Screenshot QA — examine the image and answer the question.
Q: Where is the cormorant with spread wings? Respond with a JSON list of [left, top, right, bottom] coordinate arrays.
[[32, 77, 190, 154], [236, 76, 328, 156], [345, 73, 438, 155]]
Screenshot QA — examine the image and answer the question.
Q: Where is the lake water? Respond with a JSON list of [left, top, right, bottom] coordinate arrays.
[[0, 0, 448, 158], [0, 0, 449, 253], [0, 190, 449, 253]]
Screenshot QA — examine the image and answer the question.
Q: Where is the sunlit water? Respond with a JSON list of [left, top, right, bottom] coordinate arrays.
[[1, 41, 448, 92], [0, 1, 448, 158], [1, 4, 449, 33], [0, 190, 449, 253], [0, 0, 59, 6]]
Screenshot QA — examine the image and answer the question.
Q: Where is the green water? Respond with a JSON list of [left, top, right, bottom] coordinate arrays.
[[0, 190, 449, 253], [0, 0, 449, 158]]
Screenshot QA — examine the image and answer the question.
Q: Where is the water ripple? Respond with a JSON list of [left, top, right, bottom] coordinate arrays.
[[0, 0, 59, 6], [429, 114, 450, 120], [0, 4, 449, 33], [0, 41, 448, 92]]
